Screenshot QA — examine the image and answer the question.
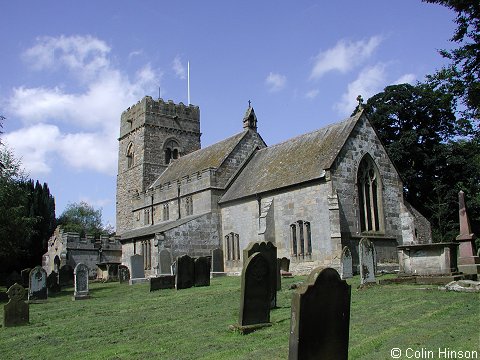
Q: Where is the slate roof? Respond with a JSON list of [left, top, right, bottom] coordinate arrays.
[[120, 214, 205, 241], [149, 130, 249, 188], [219, 112, 362, 203]]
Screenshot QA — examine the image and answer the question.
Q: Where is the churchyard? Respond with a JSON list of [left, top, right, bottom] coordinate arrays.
[[0, 274, 478, 360]]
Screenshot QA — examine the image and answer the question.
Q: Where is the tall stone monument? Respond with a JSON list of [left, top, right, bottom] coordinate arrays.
[[455, 191, 479, 275]]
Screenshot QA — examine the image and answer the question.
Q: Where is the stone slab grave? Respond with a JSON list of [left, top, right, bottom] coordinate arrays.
[[3, 283, 29, 327], [150, 275, 176, 291], [340, 247, 353, 279], [243, 241, 278, 308], [118, 265, 130, 284], [159, 249, 173, 275], [211, 248, 226, 277], [176, 254, 195, 290], [194, 256, 211, 287], [129, 254, 147, 285], [73, 263, 90, 300], [289, 267, 351, 360], [28, 266, 48, 302], [359, 238, 376, 285], [231, 252, 272, 334]]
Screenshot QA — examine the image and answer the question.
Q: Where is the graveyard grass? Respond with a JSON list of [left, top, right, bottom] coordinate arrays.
[[0, 275, 479, 360]]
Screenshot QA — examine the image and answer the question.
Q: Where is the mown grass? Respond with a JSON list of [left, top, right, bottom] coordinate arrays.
[[0, 275, 478, 359]]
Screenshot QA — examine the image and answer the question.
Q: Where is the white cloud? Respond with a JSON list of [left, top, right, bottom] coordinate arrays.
[[172, 55, 186, 79], [393, 73, 416, 85], [265, 72, 287, 92], [335, 64, 387, 116], [305, 89, 319, 99], [5, 35, 161, 177], [310, 36, 382, 80]]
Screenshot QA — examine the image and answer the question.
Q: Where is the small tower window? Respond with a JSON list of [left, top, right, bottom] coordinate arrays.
[[126, 143, 134, 169], [163, 203, 169, 221], [164, 139, 180, 164], [185, 196, 193, 216]]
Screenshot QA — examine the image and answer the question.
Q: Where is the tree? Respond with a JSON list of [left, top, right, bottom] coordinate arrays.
[[365, 83, 480, 242], [57, 201, 111, 238], [423, 0, 480, 130]]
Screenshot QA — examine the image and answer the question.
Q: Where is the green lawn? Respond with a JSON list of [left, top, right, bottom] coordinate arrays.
[[0, 275, 478, 360]]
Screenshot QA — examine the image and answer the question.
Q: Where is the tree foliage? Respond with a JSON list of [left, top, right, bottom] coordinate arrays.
[[365, 83, 480, 243], [57, 201, 111, 238], [0, 146, 56, 273], [423, 0, 480, 129]]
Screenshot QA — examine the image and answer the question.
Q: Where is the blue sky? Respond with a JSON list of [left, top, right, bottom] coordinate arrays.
[[0, 1, 456, 230]]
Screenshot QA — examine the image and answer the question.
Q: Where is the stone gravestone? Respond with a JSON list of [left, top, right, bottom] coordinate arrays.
[[150, 275, 176, 291], [28, 266, 48, 302], [159, 249, 172, 275], [176, 255, 195, 290], [46, 271, 61, 293], [340, 247, 353, 279], [118, 265, 130, 284], [21, 268, 31, 287], [73, 263, 90, 300], [235, 252, 272, 334], [276, 258, 282, 290], [243, 241, 277, 308], [129, 254, 145, 279], [280, 257, 290, 272], [3, 283, 29, 327], [359, 238, 376, 284], [194, 256, 211, 287], [59, 265, 74, 286], [289, 267, 351, 360], [211, 248, 225, 273]]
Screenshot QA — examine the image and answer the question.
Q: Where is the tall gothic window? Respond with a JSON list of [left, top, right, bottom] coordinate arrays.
[[142, 240, 151, 270], [164, 139, 180, 164], [126, 143, 134, 169], [225, 232, 240, 261], [185, 196, 193, 216], [357, 155, 383, 233]]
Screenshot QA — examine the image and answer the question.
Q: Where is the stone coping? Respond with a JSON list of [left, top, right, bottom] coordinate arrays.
[[397, 242, 458, 250]]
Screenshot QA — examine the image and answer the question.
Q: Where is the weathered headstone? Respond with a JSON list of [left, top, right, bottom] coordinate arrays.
[[176, 254, 195, 290], [129, 254, 145, 279], [194, 256, 211, 287], [171, 260, 177, 276], [289, 267, 351, 360], [243, 241, 278, 308], [211, 248, 225, 272], [118, 265, 130, 284], [280, 257, 290, 272], [340, 247, 353, 279], [150, 275, 176, 291], [59, 265, 74, 286], [276, 258, 282, 290], [236, 252, 272, 333], [28, 266, 48, 302], [73, 263, 90, 300], [21, 268, 31, 287], [159, 249, 172, 274], [46, 271, 61, 293], [3, 283, 29, 327], [359, 238, 376, 284]]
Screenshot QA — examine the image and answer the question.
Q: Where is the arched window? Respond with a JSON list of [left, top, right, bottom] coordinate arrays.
[[290, 220, 312, 259], [164, 139, 180, 164], [126, 143, 134, 169], [225, 232, 240, 261], [357, 155, 383, 232], [163, 203, 169, 221]]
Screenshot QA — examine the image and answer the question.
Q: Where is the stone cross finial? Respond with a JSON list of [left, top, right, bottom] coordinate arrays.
[[248, 100, 251, 108], [356, 95, 364, 109]]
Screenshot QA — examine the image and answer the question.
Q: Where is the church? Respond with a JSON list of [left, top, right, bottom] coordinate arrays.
[[116, 96, 431, 275]]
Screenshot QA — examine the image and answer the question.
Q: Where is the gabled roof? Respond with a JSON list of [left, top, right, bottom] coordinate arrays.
[[219, 111, 362, 203], [149, 130, 249, 188]]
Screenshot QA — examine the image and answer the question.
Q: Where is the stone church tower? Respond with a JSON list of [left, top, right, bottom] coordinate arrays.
[[116, 96, 201, 234]]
